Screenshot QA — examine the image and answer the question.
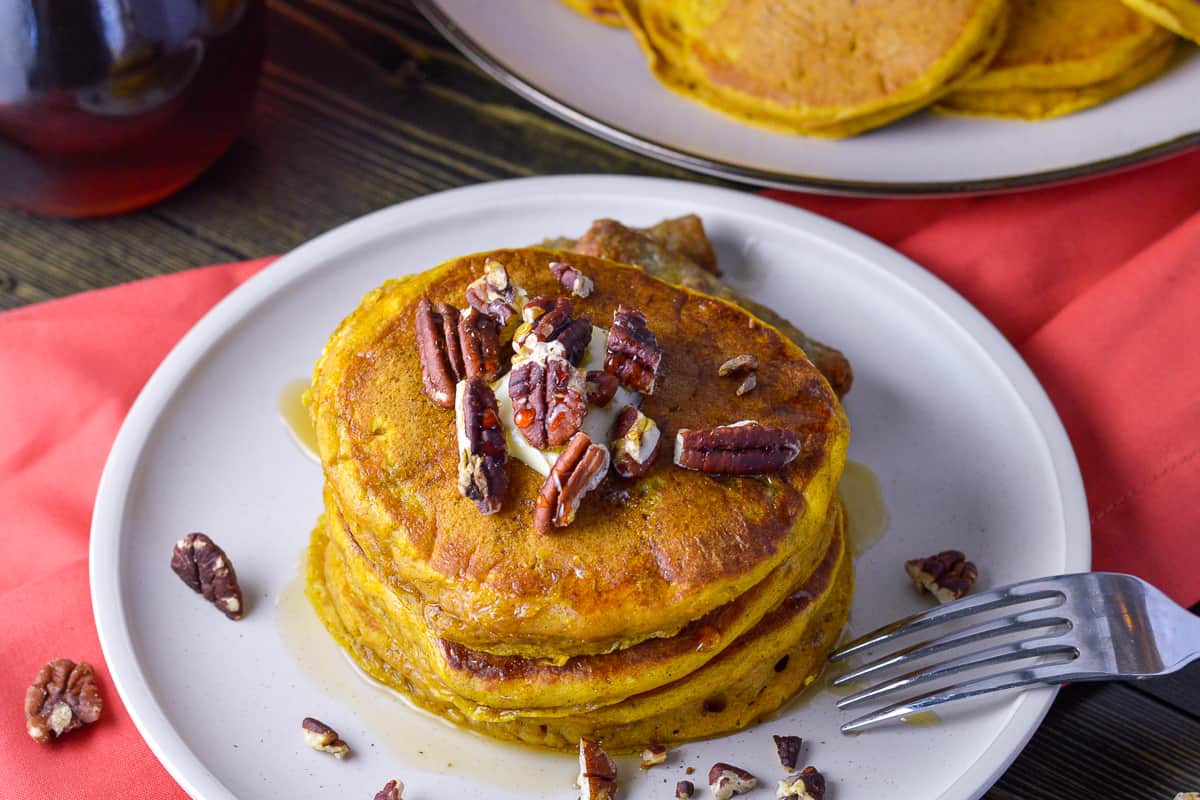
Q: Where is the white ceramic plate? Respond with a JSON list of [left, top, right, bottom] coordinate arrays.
[[92, 176, 1090, 800], [417, 0, 1200, 195]]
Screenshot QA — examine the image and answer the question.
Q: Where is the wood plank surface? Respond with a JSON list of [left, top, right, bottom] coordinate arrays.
[[0, 1, 1197, 797]]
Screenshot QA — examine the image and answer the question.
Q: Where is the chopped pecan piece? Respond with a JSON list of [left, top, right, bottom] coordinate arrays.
[[171, 532, 244, 620], [676, 780, 695, 798], [509, 353, 587, 448], [578, 738, 618, 800], [25, 659, 102, 744], [374, 779, 405, 800], [522, 294, 555, 324], [585, 370, 619, 407], [611, 405, 661, 478], [549, 260, 594, 297], [709, 763, 758, 800], [416, 298, 462, 407], [455, 377, 508, 514], [905, 550, 978, 603], [466, 258, 526, 325], [604, 305, 662, 393], [301, 717, 350, 758], [718, 353, 759, 376], [514, 296, 592, 366], [458, 307, 503, 382], [536, 432, 610, 534], [777, 766, 826, 800], [640, 744, 668, 769], [736, 372, 758, 396], [674, 421, 801, 475], [774, 735, 803, 771]]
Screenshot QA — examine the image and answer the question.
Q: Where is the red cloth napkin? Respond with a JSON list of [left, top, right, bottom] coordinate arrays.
[[1, 153, 1197, 798]]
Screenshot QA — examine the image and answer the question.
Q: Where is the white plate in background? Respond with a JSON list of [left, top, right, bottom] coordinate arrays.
[[419, 0, 1200, 195], [91, 176, 1090, 800]]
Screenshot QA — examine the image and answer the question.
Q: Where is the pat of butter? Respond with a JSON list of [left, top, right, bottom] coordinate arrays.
[[493, 326, 639, 476]]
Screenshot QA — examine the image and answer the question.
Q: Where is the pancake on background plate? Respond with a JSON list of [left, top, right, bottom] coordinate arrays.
[[1120, 0, 1200, 43], [560, 0, 624, 26], [938, 0, 1178, 119], [305, 230, 853, 751], [614, 0, 1009, 138]]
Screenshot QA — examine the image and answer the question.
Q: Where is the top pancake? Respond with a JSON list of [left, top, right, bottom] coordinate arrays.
[[958, 0, 1174, 91], [310, 248, 849, 658], [616, 0, 1008, 135]]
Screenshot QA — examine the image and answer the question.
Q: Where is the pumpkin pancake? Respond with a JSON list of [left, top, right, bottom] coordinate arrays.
[[938, 38, 1177, 119], [939, 0, 1177, 118], [615, 0, 1008, 137], [560, 0, 624, 26], [315, 483, 835, 711], [1121, 0, 1200, 42], [307, 496, 852, 752], [310, 248, 848, 660]]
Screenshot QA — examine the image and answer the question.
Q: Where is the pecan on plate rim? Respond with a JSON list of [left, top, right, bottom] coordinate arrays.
[[171, 532, 244, 620], [905, 550, 978, 603]]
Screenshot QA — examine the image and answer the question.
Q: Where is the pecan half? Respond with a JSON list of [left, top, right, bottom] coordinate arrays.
[[905, 550, 978, 603], [536, 432, 610, 534], [466, 258, 526, 325], [509, 353, 587, 448], [585, 369, 619, 407], [736, 372, 758, 396], [455, 377, 508, 515], [416, 298, 462, 407], [718, 353, 758, 377], [777, 766, 826, 800], [674, 421, 801, 475], [640, 744, 668, 769], [604, 305, 662, 393], [171, 532, 244, 620], [301, 717, 350, 758], [709, 763, 758, 800], [578, 738, 618, 800], [774, 735, 803, 771], [549, 260, 594, 297], [611, 404, 661, 478], [25, 659, 102, 744], [458, 307, 503, 382], [374, 779, 405, 800], [522, 294, 555, 324], [676, 780, 695, 799], [514, 296, 592, 366]]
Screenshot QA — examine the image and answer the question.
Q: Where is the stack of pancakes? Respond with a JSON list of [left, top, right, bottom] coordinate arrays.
[[938, 0, 1178, 119], [306, 248, 852, 751], [559, 0, 1188, 134]]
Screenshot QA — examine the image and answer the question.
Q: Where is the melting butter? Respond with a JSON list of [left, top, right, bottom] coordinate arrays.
[[492, 326, 639, 477]]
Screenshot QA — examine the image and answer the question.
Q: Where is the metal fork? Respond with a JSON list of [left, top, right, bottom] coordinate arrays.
[[828, 572, 1200, 733]]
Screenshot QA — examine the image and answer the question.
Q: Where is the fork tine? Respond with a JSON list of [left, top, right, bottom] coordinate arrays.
[[840, 662, 1077, 733], [830, 585, 1065, 662], [837, 642, 1078, 709], [833, 615, 1073, 686]]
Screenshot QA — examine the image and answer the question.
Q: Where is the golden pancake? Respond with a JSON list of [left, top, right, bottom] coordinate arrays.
[[310, 248, 849, 659], [938, 38, 1177, 119], [615, 0, 1008, 137], [307, 496, 853, 752], [1121, 0, 1200, 43], [566, 218, 853, 396], [316, 482, 835, 711], [961, 0, 1174, 91], [559, 0, 624, 26]]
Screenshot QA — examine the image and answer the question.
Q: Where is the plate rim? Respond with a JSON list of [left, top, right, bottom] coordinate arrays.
[[90, 174, 1091, 800], [415, 0, 1200, 197]]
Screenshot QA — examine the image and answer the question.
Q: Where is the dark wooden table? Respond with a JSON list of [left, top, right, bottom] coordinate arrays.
[[2, 1, 1197, 797]]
